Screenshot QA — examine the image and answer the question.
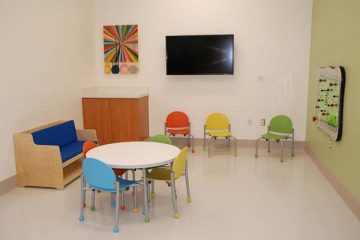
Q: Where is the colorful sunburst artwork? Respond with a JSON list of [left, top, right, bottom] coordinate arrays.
[[103, 25, 139, 74]]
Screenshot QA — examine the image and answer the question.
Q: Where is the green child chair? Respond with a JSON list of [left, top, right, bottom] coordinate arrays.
[[255, 115, 294, 162], [146, 134, 173, 144]]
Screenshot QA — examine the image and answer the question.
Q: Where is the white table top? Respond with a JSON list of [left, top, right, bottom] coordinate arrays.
[[86, 141, 180, 169]]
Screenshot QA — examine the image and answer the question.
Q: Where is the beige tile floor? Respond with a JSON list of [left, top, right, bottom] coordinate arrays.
[[1, 145, 360, 240]]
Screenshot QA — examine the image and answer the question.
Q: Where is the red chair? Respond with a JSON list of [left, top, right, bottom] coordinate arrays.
[[164, 111, 195, 153], [82, 141, 97, 156]]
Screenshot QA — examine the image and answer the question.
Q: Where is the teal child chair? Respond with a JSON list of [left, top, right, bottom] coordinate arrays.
[[79, 158, 140, 233], [255, 115, 294, 162]]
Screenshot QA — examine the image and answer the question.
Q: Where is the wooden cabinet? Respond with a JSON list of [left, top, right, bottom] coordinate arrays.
[[82, 96, 149, 145]]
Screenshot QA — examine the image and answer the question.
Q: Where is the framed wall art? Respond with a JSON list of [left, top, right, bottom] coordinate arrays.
[[103, 25, 139, 74]]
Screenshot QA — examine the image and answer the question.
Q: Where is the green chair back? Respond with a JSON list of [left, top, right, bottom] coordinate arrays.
[[147, 134, 173, 144], [269, 115, 293, 134]]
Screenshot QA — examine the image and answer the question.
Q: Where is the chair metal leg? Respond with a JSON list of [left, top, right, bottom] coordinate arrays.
[[280, 140, 284, 162], [203, 126, 206, 151], [190, 133, 195, 153], [120, 191, 125, 210], [151, 180, 155, 198], [267, 140, 271, 153], [147, 181, 151, 204], [170, 172, 179, 219], [132, 169, 136, 195], [133, 186, 139, 212], [233, 136, 238, 156], [185, 164, 192, 203], [79, 175, 85, 222], [291, 132, 295, 157], [113, 184, 120, 233], [255, 138, 259, 158], [142, 168, 150, 222], [91, 189, 96, 211], [82, 176, 87, 208], [208, 137, 213, 157]]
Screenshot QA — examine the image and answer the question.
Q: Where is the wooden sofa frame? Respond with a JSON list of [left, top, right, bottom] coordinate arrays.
[[13, 120, 97, 190]]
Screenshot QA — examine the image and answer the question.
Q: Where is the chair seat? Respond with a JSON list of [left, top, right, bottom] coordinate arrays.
[[147, 167, 176, 181], [89, 178, 138, 192], [117, 178, 138, 190], [261, 132, 290, 140], [167, 128, 190, 135], [208, 131, 232, 137]]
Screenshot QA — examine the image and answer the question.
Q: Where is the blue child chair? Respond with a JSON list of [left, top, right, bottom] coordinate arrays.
[[79, 158, 140, 233]]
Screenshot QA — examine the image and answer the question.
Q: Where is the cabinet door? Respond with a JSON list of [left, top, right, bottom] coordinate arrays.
[[112, 98, 140, 142], [82, 98, 113, 145]]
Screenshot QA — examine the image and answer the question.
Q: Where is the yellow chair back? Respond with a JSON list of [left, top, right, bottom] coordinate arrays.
[[205, 113, 230, 130], [172, 147, 189, 179]]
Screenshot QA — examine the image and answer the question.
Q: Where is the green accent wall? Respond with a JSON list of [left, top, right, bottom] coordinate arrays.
[[307, 0, 360, 203]]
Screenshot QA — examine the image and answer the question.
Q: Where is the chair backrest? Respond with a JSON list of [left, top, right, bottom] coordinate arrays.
[[172, 147, 189, 179], [166, 111, 190, 128], [205, 113, 230, 131], [82, 158, 116, 192], [269, 115, 293, 134], [82, 141, 97, 157], [147, 134, 173, 144]]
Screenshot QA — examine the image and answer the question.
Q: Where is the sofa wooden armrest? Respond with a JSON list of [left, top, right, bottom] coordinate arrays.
[[76, 129, 97, 142], [13, 120, 97, 190]]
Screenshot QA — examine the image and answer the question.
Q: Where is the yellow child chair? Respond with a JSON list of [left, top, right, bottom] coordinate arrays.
[[146, 147, 191, 219], [203, 113, 238, 157]]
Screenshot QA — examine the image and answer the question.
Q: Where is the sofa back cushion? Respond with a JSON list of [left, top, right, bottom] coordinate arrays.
[[32, 120, 77, 147]]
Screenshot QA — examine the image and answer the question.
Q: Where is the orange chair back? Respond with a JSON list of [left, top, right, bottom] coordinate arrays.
[[82, 141, 97, 157], [166, 111, 190, 128]]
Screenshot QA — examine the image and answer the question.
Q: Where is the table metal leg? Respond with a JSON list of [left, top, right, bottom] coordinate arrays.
[[142, 168, 150, 222]]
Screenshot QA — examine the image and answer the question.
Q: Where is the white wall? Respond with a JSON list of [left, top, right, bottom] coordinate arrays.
[[94, 0, 313, 140], [0, 0, 95, 181]]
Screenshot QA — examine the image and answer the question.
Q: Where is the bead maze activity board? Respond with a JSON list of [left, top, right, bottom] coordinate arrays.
[[313, 66, 345, 141]]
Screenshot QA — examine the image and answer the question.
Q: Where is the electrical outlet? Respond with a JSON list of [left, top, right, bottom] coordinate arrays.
[[257, 75, 265, 82], [260, 118, 265, 126]]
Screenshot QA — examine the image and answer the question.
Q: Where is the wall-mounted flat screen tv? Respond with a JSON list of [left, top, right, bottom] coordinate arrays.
[[166, 34, 234, 75]]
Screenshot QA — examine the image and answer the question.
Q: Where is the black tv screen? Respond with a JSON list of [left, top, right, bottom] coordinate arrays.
[[166, 34, 234, 75]]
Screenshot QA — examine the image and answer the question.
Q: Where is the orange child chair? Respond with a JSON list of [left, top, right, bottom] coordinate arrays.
[[164, 111, 195, 153], [82, 141, 129, 211]]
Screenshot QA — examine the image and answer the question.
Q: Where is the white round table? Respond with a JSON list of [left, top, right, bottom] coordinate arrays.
[[86, 141, 180, 222]]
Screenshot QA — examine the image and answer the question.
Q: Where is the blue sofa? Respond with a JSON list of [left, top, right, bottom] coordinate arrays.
[[13, 120, 97, 189], [32, 120, 86, 163]]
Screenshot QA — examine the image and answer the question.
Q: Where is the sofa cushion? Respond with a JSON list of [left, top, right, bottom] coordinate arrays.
[[32, 120, 77, 148], [60, 140, 85, 162]]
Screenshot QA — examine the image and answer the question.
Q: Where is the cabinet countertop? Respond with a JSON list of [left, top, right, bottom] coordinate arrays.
[[82, 87, 149, 99]]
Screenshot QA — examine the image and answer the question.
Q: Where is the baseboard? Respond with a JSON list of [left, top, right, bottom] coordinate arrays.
[[305, 144, 360, 221], [0, 175, 16, 196], [170, 137, 304, 149]]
